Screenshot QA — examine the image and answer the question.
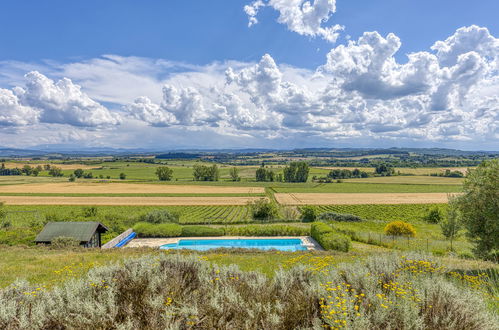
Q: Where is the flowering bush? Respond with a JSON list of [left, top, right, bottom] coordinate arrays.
[[384, 221, 416, 237]]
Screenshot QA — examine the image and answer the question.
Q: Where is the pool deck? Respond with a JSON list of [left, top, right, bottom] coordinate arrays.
[[126, 236, 323, 251]]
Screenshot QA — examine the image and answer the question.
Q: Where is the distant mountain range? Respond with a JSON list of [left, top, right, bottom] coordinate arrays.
[[0, 146, 498, 158]]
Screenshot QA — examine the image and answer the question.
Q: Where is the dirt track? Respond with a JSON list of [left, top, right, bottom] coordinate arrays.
[[0, 196, 263, 206], [0, 183, 264, 194], [275, 193, 450, 205]]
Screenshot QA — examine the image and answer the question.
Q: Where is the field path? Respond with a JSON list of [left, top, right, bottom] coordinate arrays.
[[0, 196, 263, 206], [275, 193, 451, 205], [0, 183, 264, 194]]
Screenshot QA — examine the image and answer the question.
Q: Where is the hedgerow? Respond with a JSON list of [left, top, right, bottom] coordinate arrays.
[[181, 226, 225, 237], [311, 222, 351, 252], [133, 222, 182, 238]]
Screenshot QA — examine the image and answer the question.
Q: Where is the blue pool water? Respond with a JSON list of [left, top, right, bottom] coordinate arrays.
[[160, 238, 307, 251]]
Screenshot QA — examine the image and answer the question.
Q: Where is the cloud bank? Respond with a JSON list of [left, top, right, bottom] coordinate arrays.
[[0, 25, 498, 149]]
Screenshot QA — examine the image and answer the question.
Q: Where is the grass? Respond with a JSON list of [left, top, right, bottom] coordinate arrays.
[[0, 244, 374, 288], [0, 244, 495, 289]]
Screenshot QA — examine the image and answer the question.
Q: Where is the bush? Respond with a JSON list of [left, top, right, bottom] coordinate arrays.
[[133, 222, 182, 238], [181, 226, 224, 237], [384, 221, 416, 237], [317, 211, 363, 222], [139, 209, 179, 224], [423, 207, 443, 224], [225, 224, 309, 236], [311, 222, 351, 252], [51, 236, 80, 249], [0, 254, 496, 329], [249, 198, 278, 220], [300, 206, 316, 222]]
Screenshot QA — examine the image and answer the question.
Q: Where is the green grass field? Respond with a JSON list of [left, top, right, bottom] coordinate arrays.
[[1, 244, 495, 289]]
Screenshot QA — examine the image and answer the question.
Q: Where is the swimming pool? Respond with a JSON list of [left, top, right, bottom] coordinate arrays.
[[160, 238, 307, 251]]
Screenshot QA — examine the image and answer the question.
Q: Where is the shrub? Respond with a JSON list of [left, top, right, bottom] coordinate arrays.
[[423, 207, 443, 223], [384, 221, 416, 237], [119, 173, 126, 180], [133, 222, 182, 238], [248, 198, 278, 220], [51, 236, 80, 249], [181, 226, 224, 237], [225, 224, 309, 236], [311, 222, 351, 252], [300, 206, 316, 222], [318, 211, 363, 222], [139, 209, 179, 224], [0, 254, 496, 329]]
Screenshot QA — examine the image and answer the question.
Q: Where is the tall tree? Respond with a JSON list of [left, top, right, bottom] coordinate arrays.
[[441, 195, 462, 251], [156, 166, 174, 181], [457, 160, 498, 260], [229, 167, 240, 181]]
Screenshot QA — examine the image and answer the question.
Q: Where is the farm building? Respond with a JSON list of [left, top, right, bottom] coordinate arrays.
[[35, 222, 109, 248]]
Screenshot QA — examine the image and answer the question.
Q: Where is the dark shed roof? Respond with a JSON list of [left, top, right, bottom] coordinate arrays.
[[35, 222, 109, 243]]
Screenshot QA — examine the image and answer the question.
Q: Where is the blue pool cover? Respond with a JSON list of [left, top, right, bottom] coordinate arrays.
[[160, 238, 307, 251]]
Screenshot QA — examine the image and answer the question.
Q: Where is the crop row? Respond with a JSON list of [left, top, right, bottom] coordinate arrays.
[[307, 204, 448, 223]]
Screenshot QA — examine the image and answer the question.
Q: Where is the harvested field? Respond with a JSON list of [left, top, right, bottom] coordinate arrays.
[[275, 193, 451, 205], [0, 182, 265, 194], [0, 196, 263, 206], [342, 176, 463, 185]]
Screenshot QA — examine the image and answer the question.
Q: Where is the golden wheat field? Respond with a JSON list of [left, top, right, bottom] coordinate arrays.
[[0, 196, 263, 205], [275, 193, 451, 205], [0, 182, 265, 194]]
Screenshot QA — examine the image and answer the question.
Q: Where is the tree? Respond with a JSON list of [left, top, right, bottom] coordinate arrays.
[[375, 163, 394, 176], [32, 167, 40, 176], [193, 164, 219, 181], [229, 167, 240, 181], [156, 166, 173, 181], [68, 174, 76, 182], [457, 160, 499, 260], [441, 195, 462, 251], [48, 167, 63, 177], [74, 169, 84, 178], [119, 173, 127, 180], [300, 206, 317, 223], [283, 162, 309, 182], [22, 165, 33, 176], [248, 198, 278, 221]]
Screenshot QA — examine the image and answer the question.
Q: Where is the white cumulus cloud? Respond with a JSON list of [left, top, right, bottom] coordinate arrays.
[[245, 0, 344, 42]]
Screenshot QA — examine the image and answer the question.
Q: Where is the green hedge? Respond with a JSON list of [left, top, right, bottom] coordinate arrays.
[[225, 224, 309, 236], [133, 222, 182, 238], [311, 222, 351, 252], [181, 226, 225, 237]]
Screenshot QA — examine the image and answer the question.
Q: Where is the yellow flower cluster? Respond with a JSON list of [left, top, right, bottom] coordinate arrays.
[[89, 279, 110, 289], [319, 282, 364, 329], [396, 257, 443, 275], [283, 253, 335, 274]]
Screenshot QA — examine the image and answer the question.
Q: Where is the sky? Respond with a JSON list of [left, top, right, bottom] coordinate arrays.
[[0, 0, 498, 150]]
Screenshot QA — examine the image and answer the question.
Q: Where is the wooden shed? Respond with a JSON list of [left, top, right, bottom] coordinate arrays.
[[35, 222, 109, 248]]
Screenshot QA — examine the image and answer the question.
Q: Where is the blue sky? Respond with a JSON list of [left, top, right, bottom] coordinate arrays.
[[0, 0, 498, 150]]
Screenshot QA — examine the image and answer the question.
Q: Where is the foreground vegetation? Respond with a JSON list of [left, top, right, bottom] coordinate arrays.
[[0, 252, 497, 329]]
